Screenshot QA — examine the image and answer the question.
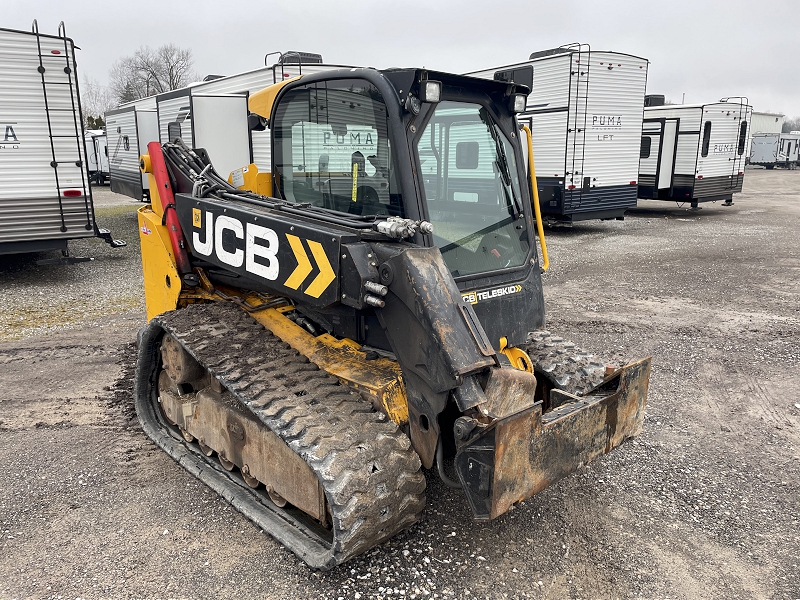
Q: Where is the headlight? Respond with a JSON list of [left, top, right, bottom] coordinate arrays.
[[420, 80, 442, 103], [511, 93, 527, 113]]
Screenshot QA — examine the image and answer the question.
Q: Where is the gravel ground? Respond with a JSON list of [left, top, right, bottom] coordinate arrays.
[[0, 186, 145, 342], [0, 170, 798, 599]]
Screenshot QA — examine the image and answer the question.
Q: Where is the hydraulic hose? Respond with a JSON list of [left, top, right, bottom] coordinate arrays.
[[147, 141, 193, 276]]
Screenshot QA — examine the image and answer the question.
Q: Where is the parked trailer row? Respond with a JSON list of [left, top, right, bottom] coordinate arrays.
[[105, 45, 755, 220], [0, 23, 124, 257]]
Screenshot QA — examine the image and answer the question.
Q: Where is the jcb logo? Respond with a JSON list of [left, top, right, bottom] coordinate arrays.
[[191, 209, 335, 298], [192, 209, 280, 280]]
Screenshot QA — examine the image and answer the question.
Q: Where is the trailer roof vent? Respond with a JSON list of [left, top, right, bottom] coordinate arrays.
[[202, 74, 225, 82], [281, 51, 323, 64], [528, 47, 571, 60], [645, 94, 666, 107]]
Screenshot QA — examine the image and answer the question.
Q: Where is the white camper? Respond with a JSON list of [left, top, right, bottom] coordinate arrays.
[[105, 96, 158, 200], [638, 99, 752, 207], [155, 52, 354, 182], [0, 22, 124, 256], [466, 45, 649, 223], [749, 132, 800, 169], [84, 129, 109, 184]]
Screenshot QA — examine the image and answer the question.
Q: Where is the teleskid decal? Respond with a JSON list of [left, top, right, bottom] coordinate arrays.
[[462, 284, 523, 305]]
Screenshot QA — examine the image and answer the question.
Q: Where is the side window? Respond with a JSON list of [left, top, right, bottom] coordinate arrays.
[[701, 121, 712, 157], [640, 136, 651, 159], [737, 121, 748, 155], [272, 79, 403, 217]]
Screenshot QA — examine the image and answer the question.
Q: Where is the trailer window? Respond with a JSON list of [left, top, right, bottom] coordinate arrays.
[[701, 121, 712, 157], [737, 121, 747, 155], [640, 137, 651, 159], [272, 79, 404, 217]]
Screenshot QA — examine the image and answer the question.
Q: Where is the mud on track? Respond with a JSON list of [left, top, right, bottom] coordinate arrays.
[[0, 171, 798, 599]]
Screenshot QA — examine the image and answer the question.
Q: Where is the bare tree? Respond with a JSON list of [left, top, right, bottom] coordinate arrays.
[[109, 44, 198, 104], [80, 76, 116, 129], [782, 117, 800, 133]]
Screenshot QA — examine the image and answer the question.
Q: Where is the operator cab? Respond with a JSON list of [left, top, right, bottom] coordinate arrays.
[[270, 69, 534, 281], [267, 68, 544, 347]]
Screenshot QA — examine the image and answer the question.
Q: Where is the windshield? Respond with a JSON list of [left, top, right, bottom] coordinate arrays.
[[272, 79, 405, 217], [417, 102, 529, 278]]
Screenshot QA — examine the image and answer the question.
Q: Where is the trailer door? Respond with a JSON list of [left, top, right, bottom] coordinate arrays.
[[658, 119, 678, 189]]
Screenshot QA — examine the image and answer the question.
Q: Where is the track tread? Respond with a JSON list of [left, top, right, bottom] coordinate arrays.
[[522, 330, 609, 396], [147, 302, 425, 567]]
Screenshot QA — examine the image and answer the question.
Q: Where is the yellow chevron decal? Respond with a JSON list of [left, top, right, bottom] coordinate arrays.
[[305, 240, 335, 298], [284, 234, 313, 290]]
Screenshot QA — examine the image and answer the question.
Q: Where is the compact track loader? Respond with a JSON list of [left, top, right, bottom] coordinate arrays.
[[134, 68, 651, 569]]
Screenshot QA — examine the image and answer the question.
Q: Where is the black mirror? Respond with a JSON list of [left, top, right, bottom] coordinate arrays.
[[456, 142, 479, 169]]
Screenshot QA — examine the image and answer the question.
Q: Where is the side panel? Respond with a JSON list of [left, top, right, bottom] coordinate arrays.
[[191, 95, 251, 179], [0, 27, 94, 246], [582, 53, 648, 189]]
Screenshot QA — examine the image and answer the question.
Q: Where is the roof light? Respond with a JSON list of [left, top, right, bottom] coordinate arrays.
[[420, 80, 442, 103], [511, 93, 527, 113], [51, 50, 61, 55]]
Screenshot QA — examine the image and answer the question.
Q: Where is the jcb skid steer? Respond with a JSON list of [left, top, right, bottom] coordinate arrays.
[[133, 68, 651, 569]]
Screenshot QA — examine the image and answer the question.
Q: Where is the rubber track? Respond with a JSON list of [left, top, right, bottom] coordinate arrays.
[[135, 302, 425, 569], [522, 330, 609, 396]]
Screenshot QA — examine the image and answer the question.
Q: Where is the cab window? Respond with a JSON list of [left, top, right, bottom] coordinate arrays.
[[272, 79, 404, 217]]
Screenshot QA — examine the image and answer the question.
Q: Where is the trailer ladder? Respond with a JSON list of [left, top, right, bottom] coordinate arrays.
[[31, 20, 93, 234], [721, 96, 749, 196], [563, 43, 590, 211]]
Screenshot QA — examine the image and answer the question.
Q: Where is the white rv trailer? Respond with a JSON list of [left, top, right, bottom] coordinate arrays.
[[638, 99, 752, 207], [84, 129, 109, 183], [746, 111, 784, 163], [155, 52, 354, 182], [105, 96, 158, 200], [749, 132, 800, 169], [466, 45, 649, 223], [0, 22, 124, 256]]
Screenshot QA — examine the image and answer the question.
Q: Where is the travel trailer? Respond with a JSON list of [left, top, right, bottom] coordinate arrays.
[[749, 132, 799, 169], [0, 22, 124, 256], [105, 96, 158, 200], [154, 52, 353, 182], [466, 45, 650, 223], [84, 129, 109, 184], [638, 98, 752, 207]]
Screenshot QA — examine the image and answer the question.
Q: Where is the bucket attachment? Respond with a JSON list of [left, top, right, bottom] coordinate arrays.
[[455, 357, 651, 519]]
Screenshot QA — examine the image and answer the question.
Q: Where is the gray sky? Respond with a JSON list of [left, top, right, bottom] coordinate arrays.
[[6, 0, 799, 116]]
